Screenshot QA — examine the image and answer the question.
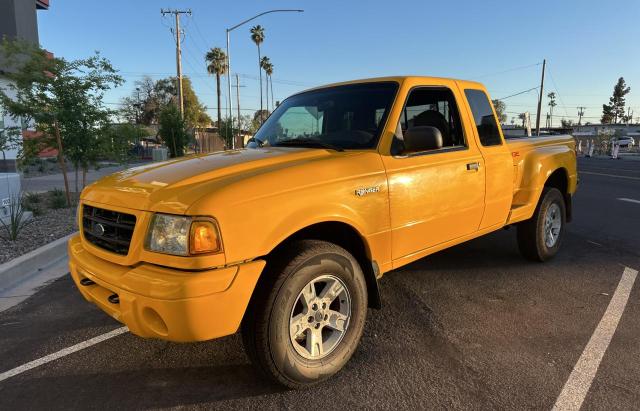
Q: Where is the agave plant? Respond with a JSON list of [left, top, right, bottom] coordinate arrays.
[[0, 193, 33, 241]]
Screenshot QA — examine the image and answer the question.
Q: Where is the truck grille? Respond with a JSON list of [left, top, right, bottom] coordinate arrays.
[[82, 205, 137, 255]]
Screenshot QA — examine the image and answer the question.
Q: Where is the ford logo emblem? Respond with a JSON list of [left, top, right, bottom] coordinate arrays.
[[94, 223, 106, 236]]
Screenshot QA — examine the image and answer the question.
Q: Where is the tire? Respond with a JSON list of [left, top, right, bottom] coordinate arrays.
[[517, 187, 566, 262], [241, 240, 368, 389]]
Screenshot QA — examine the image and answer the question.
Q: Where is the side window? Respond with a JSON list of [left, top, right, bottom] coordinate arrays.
[[464, 89, 502, 146], [399, 88, 466, 149]]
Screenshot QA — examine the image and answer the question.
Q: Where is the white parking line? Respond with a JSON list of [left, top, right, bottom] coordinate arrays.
[[617, 198, 640, 205], [580, 171, 640, 181], [0, 326, 128, 383], [552, 267, 638, 411]]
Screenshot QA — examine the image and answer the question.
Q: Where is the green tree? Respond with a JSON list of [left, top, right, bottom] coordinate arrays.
[[205, 47, 227, 130], [218, 117, 235, 149], [518, 113, 527, 128], [154, 77, 211, 132], [252, 109, 270, 132], [0, 112, 20, 167], [560, 119, 574, 128], [159, 103, 187, 158], [601, 77, 630, 124], [0, 38, 122, 203], [250, 25, 265, 122], [101, 123, 147, 164], [119, 76, 161, 125], [547, 92, 557, 128], [120, 76, 210, 131], [491, 99, 507, 124]]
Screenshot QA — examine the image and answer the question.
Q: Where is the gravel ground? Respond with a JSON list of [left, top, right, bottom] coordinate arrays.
[[0, 207, 77, 264]]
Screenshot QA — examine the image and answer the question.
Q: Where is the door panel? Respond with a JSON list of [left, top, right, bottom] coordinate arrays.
[[458, 85, 514, 229], [383, 149, 485, 260]]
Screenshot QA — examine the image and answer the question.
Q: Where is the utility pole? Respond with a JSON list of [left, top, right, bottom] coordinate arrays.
[[535, 59, 546, 136], [577, 106, 586, 126], [161, 8, 191, 117], [235, 73, 241, 147]]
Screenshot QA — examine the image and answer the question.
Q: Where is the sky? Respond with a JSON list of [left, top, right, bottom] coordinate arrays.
[[37, 0, 640, 126]]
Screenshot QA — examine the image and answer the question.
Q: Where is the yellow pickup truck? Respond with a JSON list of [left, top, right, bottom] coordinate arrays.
[[69, 76, 577, 388]]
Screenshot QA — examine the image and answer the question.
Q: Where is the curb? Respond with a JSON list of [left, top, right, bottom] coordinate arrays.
[[0, 232, 77, 291]]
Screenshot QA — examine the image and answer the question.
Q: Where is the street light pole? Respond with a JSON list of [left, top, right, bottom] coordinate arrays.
[[225, 9, 303, 149]]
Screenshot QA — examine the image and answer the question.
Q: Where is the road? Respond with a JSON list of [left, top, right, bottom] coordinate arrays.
[[1, 156, 639, 410]]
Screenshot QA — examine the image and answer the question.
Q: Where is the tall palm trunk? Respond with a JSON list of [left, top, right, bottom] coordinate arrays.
[[216, 74, 222, 128], [270, 75, 275, 109], [257, 44, 263, 122], [265, 69, 269, 113], [215, 73, 222, 152]]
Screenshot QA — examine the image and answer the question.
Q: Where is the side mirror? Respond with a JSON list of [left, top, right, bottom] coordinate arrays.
[[403, 126, 443, 153]]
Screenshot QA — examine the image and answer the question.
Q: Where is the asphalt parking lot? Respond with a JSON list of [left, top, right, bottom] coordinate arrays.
[[1, 156, 639, 410]]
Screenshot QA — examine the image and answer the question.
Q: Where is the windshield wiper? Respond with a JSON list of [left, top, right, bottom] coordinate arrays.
[[273, 138, 345, 152]]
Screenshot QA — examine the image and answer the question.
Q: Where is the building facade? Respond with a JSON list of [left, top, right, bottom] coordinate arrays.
[[0, 0, 49, 172]]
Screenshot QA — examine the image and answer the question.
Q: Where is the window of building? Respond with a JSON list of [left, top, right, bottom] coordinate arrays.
[[464, 89, 503, 146]]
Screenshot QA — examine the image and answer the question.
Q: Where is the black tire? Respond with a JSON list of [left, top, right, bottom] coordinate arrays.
[[517, 187, 566, 262], [241, 240, 368, 389]]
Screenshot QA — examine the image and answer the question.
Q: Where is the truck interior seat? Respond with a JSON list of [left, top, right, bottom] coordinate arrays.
[[412, 110, 452, 146]]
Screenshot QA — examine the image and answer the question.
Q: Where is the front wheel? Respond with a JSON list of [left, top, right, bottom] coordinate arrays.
[[517, 187, 566, 261], [241, 240, 368, 389]]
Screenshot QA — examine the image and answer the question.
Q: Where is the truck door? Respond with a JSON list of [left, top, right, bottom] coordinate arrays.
[[382, 84, 486, 260], [461, 88, 514, 229]]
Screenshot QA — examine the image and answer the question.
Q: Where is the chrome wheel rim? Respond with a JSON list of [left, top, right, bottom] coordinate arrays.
[[544, 203, 562, 248], [289, 274, 351, 360]]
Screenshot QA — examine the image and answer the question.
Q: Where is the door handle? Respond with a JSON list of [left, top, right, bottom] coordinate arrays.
[[466, 162, 480, 171]]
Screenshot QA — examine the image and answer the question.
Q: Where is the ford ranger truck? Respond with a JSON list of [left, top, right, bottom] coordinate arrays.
[[69, 76, 577, 388]]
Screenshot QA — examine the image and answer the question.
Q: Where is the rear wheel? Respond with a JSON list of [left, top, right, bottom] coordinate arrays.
[[242, 240, 368, 389], [517, 187, 566, 261]]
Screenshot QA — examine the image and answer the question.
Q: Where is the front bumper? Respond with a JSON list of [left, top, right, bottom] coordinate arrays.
[[68, 235, 265, 342]]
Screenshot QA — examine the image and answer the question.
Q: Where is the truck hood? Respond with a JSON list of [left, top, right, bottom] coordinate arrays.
[[81, 148, 330, 214]]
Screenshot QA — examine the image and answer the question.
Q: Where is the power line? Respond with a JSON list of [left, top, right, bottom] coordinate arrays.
[[495, 86, 540, 100], [472, 62, 542, 80]]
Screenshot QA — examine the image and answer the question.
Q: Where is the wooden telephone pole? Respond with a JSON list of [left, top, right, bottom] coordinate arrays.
[[161, 8, 191, 117], [535, 59, 546, 136]]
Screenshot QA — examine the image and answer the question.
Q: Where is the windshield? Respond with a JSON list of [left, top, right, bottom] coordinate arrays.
[[252, 82, 398, 150]]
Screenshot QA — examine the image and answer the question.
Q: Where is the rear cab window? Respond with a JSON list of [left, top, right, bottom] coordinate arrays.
[[464, 89, 503, 146]]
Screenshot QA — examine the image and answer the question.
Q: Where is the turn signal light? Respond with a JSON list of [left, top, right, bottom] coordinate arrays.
[[189, 220, 222, 254]]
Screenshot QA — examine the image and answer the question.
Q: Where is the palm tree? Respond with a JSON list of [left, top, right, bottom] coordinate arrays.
[[250, 25, 265, 122], [265, 62, 275, 110], [260, 56, 271, 112], [547, 92, 557, 128], [205, 47, 227, 131]]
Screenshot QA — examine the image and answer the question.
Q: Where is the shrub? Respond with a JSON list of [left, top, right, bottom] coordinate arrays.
[[0, 194, 33, 241], [22, 192, 43, 216], [49, 188, 68, 209]]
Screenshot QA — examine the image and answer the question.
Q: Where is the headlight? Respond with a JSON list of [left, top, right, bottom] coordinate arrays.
[[146, 214, 222, 256]]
